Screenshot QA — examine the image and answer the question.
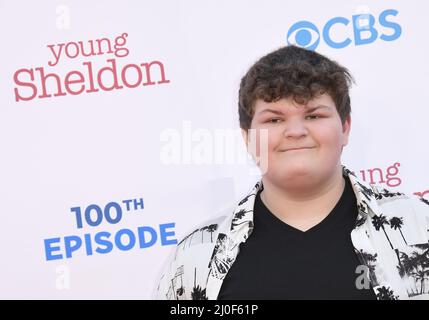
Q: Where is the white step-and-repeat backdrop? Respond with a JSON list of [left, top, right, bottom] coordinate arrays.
[[1, 0, 428, 298]]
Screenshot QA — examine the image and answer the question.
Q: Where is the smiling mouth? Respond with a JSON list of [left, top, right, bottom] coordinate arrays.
[[280, 147, 314, 152]]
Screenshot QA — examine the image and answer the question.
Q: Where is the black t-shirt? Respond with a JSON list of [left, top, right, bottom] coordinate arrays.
[[218, 176, 377, 300]]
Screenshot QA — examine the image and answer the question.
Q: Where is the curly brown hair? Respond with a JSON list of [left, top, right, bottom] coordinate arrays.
[[238, 45, 353, 131]]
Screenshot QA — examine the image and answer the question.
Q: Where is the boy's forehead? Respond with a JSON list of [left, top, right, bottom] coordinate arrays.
[[254, 96, 334, 113]]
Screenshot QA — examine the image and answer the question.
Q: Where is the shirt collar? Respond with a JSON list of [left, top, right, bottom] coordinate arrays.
[[229, 165, 382, 240]]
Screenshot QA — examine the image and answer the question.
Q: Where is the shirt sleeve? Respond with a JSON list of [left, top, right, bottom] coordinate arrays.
[[151, 245, 178, 300]]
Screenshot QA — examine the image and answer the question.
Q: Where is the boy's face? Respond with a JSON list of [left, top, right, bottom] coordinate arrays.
[[243, 93, 351, 190]]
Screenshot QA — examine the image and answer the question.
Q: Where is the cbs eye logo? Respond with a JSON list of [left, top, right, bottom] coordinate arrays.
[[287, 8, 401, 50]]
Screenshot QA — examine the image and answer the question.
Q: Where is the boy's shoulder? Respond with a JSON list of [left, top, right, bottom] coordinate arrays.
[[176, 202, 237, 249]]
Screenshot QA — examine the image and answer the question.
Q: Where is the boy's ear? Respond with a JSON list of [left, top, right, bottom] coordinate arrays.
[[342, 115, 351, 147]]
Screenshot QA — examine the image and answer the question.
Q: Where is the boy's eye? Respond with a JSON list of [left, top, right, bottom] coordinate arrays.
[[266, 115, 322, 123], [305, 115, 321, 120]]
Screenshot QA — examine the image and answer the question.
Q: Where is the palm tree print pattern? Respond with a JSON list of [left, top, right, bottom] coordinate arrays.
[[389, 217, 408, 245], [155, 165, 429, 300], [376, 286, 399, 300], [208, 233, 240, 280], [398, 243, 429, 297], [370, 213, 429, 298]]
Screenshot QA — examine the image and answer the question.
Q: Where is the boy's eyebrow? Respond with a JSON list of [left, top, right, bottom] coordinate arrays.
[[257, 109, 283, 115], [306, 105, 331, 113], [257, 105, 331, 115]]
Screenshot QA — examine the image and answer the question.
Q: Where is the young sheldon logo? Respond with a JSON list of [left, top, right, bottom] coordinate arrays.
[[13, 33, 170, 102]]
